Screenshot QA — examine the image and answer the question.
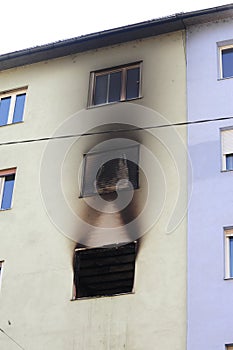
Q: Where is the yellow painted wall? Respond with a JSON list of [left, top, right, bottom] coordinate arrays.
[[0, 30, 187, 350]]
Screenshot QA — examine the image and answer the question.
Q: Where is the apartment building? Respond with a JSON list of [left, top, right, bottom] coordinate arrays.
[[1, 3, 233, 350], [0, 14, 187, 350], [186, 5, 233, 350]]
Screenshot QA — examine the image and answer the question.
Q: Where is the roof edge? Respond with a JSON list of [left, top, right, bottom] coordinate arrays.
[[1, 3, 233, 71]]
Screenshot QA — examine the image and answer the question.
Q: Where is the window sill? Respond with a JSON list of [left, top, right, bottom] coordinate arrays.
[[70, 291, 135, 301], [0, 208, 12, 212], [218, 76, 233, 81], [86, 96, 143, 109], [79, 186, 140, 199], [224, 277, 233, 280], [0, 121, 24, 128]]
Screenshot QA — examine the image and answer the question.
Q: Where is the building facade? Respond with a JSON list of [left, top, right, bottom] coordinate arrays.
[[1, 4, 233, 349], [187, 10, 233, 350], [0, 19, 187, 350]]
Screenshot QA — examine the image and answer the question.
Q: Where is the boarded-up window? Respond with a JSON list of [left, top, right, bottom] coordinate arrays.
[[74, 242, 137, 298], [81, 145, 139, 197]]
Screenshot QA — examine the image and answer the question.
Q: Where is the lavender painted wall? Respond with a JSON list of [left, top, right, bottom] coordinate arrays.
[[187, 17, 233, 350]]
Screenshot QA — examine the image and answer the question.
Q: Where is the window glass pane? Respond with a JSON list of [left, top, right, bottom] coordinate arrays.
[[226, 154, 233, 170], [94, 74, 108, 105], [230, 237, 233, 277], [222, 48, 233, 78], [13, 93, 26, 123], [0, 97, 11, 126], [1, 174, 15, 210], [126, 67, 140, 99], [108, 71, 121, 103]]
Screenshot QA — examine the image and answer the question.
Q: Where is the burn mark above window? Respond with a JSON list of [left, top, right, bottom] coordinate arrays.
[[73, 241, 137, 299], [88, 62, 142, 106], [80, 145, 139, 197]]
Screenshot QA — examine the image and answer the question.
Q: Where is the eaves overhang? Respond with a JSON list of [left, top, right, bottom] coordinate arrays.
[[0, 3, 233, 71]]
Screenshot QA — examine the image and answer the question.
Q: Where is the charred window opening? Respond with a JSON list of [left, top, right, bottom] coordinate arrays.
[[96, 158, 138, 195], [80, 145, 139, 197], [73, 241, 137, 298]]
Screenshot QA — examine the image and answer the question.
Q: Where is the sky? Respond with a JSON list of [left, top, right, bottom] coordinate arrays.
[[0, 0, 231, 55]]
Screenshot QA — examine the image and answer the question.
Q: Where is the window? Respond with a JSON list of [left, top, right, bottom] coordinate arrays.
[[81, 145, 139, 197], [0, 88, 27, 126], [220, 45, 233, 79], [226, 345, 233, 350], [220, 128, 233, 170], [225, 228, 233, 278], [0, 262, 3, 290], [73, 241, 137, 298], [0, 169, 16, 210], [88, 62, 142, 106]]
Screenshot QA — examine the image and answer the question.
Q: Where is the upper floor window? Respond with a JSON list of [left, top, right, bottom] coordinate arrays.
[[88, 62, 142, 106], [220, 45, 233, 79], [0, 168, 16, 210], [221, 128, 233, 171], [0, 88, 27, 126], [226, 345, 233, 350]]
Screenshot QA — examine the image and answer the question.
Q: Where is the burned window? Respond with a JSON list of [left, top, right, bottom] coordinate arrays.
[[80, 145, 139, 197], [74, 241, 137, 298]]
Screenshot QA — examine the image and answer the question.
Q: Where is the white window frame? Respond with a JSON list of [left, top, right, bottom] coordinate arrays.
[[0, 87, 27, 125], [220, 128, 233, 171], [0, 261, 4, 291], [88, 62, 142, 107], [225, 228, 233, 279], [0, 168, 16, 210], [219, 44, 233, 79]]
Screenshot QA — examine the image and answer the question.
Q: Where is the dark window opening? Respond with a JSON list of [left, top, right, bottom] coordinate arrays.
[[96, 158, 138, 195], [81, 145, 139, 198], [74, 241, 137, 298]]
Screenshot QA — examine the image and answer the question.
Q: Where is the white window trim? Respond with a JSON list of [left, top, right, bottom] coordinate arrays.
[[220, 127, 233, 171], [0, 168, 16, 211], [219, 44, 233, 79], [225, 228, 233, 279], [0, 88, 27, 125], [0, 261, 4, 291], [88, 62, 142, 107]]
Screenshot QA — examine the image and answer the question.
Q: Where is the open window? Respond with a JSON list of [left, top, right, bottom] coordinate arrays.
[[80, 145, 139, 197], [88, 62, 142, 106], [73, 241, 137, 299]]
